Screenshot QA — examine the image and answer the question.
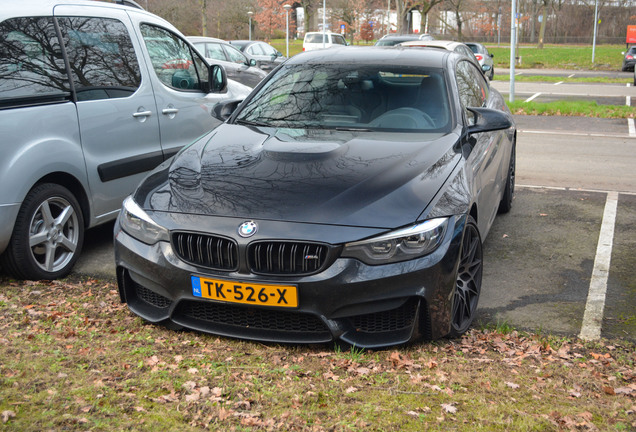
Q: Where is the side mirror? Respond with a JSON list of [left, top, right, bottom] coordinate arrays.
[[466, 107, 513, 134], [209, 64, 227, 93], [276, 51, 283, 58], [490, 53, 494, 58], [249, 58, 257, 67], [212, 99, 243, 121]]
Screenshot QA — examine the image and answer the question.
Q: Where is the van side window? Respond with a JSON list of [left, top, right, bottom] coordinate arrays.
[[57, 17, 141, 102], [140, 24, 208, 91], [0, 17, 71, 104], [332, 35, 347, 45]]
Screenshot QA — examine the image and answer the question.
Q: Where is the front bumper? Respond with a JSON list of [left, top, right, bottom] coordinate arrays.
[[114, 215, 466, 349]]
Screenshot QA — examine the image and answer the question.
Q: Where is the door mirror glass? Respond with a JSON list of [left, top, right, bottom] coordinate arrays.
[[210, 64, 227, 93]]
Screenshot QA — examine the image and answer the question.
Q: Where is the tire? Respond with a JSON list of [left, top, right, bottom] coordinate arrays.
[[498, 140, 516, 214], [0, 183, 84, 280], [489, 67, 495, 81], [448, 216, 482, 338]]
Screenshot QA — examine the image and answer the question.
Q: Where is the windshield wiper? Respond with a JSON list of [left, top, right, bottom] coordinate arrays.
[[234, 118, 270, 127], [334, 126, 372, 132]]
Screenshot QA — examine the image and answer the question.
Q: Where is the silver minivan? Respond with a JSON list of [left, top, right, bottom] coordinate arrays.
[[0, 0, 250, 280]]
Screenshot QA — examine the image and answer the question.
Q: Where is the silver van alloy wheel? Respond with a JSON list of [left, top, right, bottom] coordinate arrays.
[[28, 195, 81, 273], [1, 183, 84, 280]]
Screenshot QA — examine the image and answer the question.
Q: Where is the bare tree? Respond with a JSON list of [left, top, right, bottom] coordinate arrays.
[[414, 0, 444, 33], [445, 0, 468, 40], [299, 0, 317, 32]]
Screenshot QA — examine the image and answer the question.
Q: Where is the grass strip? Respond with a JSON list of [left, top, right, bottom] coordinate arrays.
[[0, 277, 634, 431], [493, 75, 632, 84], [506, 100, 635, 118]]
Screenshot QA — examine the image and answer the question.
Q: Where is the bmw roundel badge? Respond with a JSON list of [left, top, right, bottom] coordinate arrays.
[[238, 221, 258, 238]]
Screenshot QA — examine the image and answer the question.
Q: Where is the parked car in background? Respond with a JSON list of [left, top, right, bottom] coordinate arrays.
[[188, 36, 267, 88], [302, 32, 348, 51], [229, 40, 286, 72], [622, 46, 636, 71], [0, 0, 251, 280], [465, 42, 494, 80], [114, 47, 516, 349], [375, 33, 434, 46], [633, 66, 636, 85], [400, 40, 485, 77]]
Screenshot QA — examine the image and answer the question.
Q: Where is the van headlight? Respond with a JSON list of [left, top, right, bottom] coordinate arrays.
[[342, 218, 448, 265], [119, 196, 169, 245]]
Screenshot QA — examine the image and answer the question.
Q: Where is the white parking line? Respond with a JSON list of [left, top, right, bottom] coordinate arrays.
[[554, 81, 564, 85], [629, 119, 636, 137], [579, 191, 618, 341], [518, 184, 636, 197], [525, 92, 542, 102], [519, 129, 635, 139], [568, 74, 575, 78]]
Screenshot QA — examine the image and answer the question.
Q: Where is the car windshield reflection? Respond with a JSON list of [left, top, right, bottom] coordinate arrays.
[[234, 64, 452, 132]]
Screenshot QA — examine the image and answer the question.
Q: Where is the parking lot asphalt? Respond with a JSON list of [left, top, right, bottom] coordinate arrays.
[[480, 187, 635, 342]]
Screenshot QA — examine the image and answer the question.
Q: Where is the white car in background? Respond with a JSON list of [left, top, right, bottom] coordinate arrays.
[[302, 32, 348, 51]]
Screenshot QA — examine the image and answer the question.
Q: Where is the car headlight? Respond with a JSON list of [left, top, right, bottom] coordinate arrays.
[[342, 218, 448, 265], [119, 196, 169, 245]]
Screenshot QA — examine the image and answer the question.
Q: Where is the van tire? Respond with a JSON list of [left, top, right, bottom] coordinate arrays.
[[1, 184, 84, 280]]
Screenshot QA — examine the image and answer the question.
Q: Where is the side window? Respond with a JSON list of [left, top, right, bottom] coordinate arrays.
[[457, 45, 474, 60], [224, 45, 247, 64], [205, 43, 227, 61], [140, 24, 209, 91], [260, 43, 276, 56], [0, 17, 71, 102], [332, 35, 346, 45], [248, 44, 264, 55], [57, 17, 141, 101], [456, 60, 488, 123]]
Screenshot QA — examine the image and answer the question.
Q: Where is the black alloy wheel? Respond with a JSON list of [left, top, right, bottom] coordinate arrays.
[[0, 183, 84, 280], [449, 216, 482, 337]]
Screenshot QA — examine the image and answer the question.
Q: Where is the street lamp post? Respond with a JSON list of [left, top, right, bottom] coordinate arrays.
[[592, 0, 599, 63], [284, 4, 291, 57], [322, 0, 326, 48], [248, 11, 253, 41]]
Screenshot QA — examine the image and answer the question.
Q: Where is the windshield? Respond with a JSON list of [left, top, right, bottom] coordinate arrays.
[[234, 63, 451, 132]]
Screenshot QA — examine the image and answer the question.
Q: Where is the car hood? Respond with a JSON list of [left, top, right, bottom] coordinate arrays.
[[138, 124, 462, 229]]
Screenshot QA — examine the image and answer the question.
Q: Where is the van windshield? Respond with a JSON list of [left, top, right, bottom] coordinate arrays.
[[304, 34, 325, 44]]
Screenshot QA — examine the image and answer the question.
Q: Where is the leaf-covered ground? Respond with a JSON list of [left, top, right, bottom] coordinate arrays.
[[0, 277, 634, 431]]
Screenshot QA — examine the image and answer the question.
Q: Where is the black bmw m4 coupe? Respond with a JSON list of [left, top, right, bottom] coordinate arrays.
[[114, 46, 516, 348]]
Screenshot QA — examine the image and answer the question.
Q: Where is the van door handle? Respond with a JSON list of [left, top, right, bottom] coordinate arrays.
[[132, 110, 152, 118], [162, 108, 179, 115]]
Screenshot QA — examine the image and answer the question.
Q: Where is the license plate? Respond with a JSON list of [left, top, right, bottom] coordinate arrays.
[[191, 276, 298, 308]]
